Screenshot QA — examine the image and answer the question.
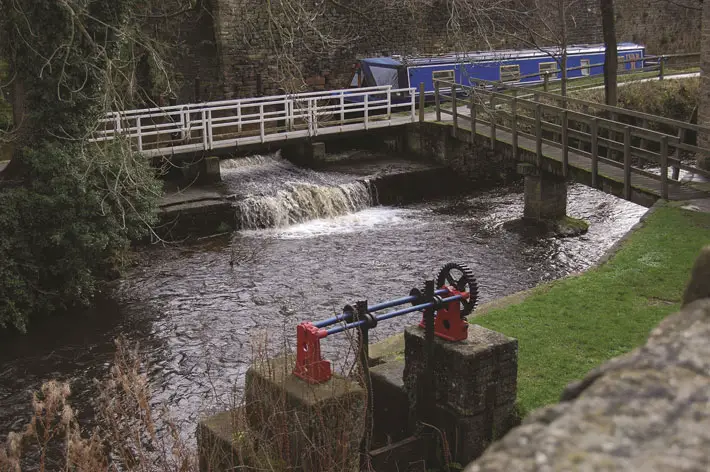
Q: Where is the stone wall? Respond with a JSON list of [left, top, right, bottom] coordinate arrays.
[[463, 245, 710, 472], [204, 0, 603, 99], [615, 0, 701, 54], [155, 0, 699, 103], [139, 1, 222, 103]]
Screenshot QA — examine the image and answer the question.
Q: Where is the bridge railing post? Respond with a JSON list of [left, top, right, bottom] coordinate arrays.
[[591, 118, 599, 188], [660, 135, 669, 200], [201, 110, 207, 151], [419, 82, 425, 123], [451, 83, 458, 138], [237, 101, 242, 134], [535, 103, 542, 167], [659, 56, 665, 80], [340, 92, 345, 126], [673, 127, 684, 180], [623, 126, 632, 200], [435, 80, 441, 122], [207, 109, 213, 150], [136, 117, 143, 152], [259, 104, 265, 142], [387, 87, 392, 121], [511, 95, 518, 160], [181, 107, 189, 142], [410, 87, 416, 123], [470, 87, 476, 135], [490, 94, 496, 147], [364, 93, 369, 130], [561, 110, 569, 178]]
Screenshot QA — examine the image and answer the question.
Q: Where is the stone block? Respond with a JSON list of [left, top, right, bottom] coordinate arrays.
[[403, 325, 518, 417], [369, 359, 411, 448], [244, 354, 365, 471], [419, 402, 517, 464]]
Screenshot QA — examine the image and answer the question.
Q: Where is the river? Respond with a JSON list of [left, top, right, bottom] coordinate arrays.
[[0, 153, 646, 443]]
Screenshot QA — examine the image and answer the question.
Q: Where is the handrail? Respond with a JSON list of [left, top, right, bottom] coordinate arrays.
[[460, 75, 709, 134], [433, 78, 710, 201], [90, 86, 418, 156]]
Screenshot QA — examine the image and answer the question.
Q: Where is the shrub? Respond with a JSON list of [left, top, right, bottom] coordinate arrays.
[[0, 140, 162, 332]]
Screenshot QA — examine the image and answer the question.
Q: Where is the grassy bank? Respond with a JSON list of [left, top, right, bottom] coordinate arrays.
[[571, 76, 699, 123], [476, 203, 710, 415]]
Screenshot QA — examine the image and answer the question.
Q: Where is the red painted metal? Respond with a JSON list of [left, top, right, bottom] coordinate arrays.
[[293, 322, 332, 383], [419, 287, 470, 342]]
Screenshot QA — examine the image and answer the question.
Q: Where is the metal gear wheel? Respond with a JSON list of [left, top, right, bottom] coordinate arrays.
[[436, 262, 479, 317]]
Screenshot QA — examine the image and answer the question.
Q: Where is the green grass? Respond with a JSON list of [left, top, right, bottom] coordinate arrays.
[[474, 204, 710, 415], [507, 67, 699, 95]]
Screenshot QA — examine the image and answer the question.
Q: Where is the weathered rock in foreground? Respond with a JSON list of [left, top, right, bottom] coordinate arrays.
[[465, 246, 710, 472]]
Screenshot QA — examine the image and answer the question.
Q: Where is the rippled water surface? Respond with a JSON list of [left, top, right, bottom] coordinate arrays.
[[0, 155, 646, 441]]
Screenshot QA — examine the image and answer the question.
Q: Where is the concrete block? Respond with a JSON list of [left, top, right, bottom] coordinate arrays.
[[201, 156, 222, 183], [403, 325, 518, 417], [244, 354, 365, 471]]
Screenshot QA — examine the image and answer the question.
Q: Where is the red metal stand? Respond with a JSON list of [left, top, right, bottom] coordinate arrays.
[[293, 322, 332, 383], [419, 287, 469, 342]]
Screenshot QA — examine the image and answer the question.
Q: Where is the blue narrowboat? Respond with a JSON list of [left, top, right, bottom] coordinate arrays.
[[345, 42, 645, 100]]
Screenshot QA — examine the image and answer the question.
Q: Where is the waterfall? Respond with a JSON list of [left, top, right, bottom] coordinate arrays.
[[236, 180, 375, 229]]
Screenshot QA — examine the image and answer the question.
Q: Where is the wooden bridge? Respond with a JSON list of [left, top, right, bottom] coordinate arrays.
[[92, 78, 710, 203], [430, 78, 710, 202]]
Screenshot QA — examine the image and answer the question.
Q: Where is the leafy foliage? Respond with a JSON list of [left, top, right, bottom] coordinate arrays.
[[0, 0, 165, 331], [0, 141, 161, 332]]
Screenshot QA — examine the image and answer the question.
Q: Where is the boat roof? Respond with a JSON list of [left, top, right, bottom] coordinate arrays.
[[361, 43, 645, 67]]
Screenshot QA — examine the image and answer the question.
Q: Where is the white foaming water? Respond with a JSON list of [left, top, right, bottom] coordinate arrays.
[[219, 155, 274, 169], [236, 180, 374, 229], [255, 207, 419, 239]]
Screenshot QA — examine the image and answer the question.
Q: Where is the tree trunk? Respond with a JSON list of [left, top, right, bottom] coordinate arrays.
[[697, 0, 710, 170], [559, 0, 568, 99], [601, 0, 618, 106]]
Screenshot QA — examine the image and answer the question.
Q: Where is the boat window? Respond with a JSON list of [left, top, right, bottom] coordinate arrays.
[[580, 59, 590, 76], [432, 69, 455, 83], [539, 62, 558, 77], [500, 64, 520, 82], [618, 55, 626, 68]]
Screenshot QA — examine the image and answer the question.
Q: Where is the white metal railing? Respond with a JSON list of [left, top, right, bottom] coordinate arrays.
[[91, 86, 417, 157]]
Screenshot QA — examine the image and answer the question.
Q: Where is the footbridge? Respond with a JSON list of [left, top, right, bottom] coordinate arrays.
[[429, 78, 710, 204], [91, 86, 420, 159], [92, 79, 710, 205]]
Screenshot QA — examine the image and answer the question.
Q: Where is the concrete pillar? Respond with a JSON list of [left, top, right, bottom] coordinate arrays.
[[200, 156, 221, 183], [402, 325, 519, 465], [197, 354, 365, 472], [518, 163, 567, 222], [282, 141, 327, 167]]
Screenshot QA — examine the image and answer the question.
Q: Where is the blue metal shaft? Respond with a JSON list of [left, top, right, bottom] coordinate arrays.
[[324, 294, 465, 336], [313, 312, 352, 328], [314, 288, 449, 329]]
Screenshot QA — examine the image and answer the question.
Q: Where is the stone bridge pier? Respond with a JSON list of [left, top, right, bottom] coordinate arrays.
[[514, 163, 588, 236], [517, 163, 567, 222]]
